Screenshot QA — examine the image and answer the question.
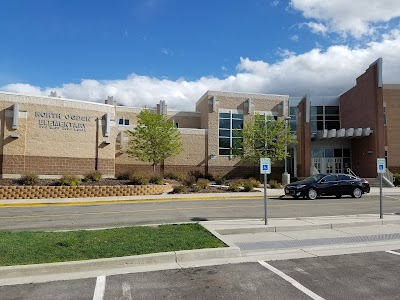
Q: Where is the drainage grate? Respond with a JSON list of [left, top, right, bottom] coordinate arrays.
[[237, 233, 400, 251]]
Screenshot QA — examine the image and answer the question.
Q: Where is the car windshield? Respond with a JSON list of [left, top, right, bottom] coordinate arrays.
[[302, 174, 325, 182]]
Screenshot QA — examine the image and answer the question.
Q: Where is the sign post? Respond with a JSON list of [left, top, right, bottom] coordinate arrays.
[[260, 158, 271, 225], [377, 158, 386, 219]]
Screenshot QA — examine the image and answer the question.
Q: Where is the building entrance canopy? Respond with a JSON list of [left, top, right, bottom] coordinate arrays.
[[313, 127, 372, 140]]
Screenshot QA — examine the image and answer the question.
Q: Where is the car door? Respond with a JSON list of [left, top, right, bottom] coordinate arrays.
[[317, 174, 338, 195], [338, 174, 353, 195]]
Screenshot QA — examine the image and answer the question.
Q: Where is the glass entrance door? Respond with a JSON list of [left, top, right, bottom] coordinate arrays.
[[313, 157, 343, 173]]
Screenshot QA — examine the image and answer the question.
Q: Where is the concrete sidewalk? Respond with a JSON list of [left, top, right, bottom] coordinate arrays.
[[0, 186, 399, 207], [2, 213, 400, 286]]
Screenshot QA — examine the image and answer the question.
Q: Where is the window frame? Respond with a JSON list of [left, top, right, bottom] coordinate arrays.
[[218, 111, 244, 156]]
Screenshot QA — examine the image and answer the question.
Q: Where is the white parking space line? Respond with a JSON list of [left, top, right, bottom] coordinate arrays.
[[386, 250, 400, 256], [259, 261, 325, 300], [93, 276, 106, 300], [122, 282, 133, 300], [384, 195, 400, 201]]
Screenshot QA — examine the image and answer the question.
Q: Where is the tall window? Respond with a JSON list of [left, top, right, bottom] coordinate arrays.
[[289, 106, 297, 133], [383, 106, 387, 126], [218, 112, 243, 156], [310, 106, 340, 133]]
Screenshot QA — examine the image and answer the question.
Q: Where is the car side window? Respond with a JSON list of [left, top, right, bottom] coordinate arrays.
[[323, 175, 337, 182], [338, 174, 351, 181]]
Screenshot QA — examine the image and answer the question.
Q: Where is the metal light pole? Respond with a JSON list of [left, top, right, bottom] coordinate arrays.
[[264, 114, 268, 225], [282, 116, 291, 186]]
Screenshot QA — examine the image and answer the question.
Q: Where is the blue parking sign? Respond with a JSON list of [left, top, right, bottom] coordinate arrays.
[[260, 158, 271, 174], [377, 158, 386, 174]]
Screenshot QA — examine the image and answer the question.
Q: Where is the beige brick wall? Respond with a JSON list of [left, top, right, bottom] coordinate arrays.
[[167, 111, 201, 128], [0, 90, 289, 179], [383, 85, 400, 171], [115, 128, 207, 176], [0, 92, 116, 177], [198, 91, 289, 169]]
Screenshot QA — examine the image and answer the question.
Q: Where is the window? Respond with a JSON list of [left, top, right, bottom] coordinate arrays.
[[338, 174, 351, 181], [289, 107, 297, 132], [383, 106, 387, 125], [119, 118, 130, 126], [323, 175, 338, 182], [218, 111, 243, 156], [310, 105, 340, 132]]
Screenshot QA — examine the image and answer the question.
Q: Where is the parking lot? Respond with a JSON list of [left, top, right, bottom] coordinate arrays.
[[1, 250, 400, 300]]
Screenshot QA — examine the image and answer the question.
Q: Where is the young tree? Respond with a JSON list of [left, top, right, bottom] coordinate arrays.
[[125, 109, 183, 173], [233, 114, 296, 164]]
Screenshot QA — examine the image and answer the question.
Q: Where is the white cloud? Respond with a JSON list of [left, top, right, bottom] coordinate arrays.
[[161, 48, 174, 55], [290, 35, 299, 41], [305, 22, 328, 35], [291, 0, 400, 38], [271, 0, 280, 7], [277, 48, 296, 58], [2, 30, 400, 111], [1, 83, 45, 96]]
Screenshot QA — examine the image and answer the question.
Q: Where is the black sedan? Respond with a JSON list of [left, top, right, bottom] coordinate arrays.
[[284, 173, 370, 200]]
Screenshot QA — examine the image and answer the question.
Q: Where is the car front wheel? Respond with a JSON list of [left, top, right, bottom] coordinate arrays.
[[351, 187, 363, 198], [307, 188, 318, 200]]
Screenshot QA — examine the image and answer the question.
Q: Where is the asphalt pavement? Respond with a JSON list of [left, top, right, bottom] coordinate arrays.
[[1, 187, 400, 287]]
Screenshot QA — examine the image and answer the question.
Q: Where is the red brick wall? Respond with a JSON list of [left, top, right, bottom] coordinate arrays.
[[296, 98, 311, 177], [340, 63, 384, 177]]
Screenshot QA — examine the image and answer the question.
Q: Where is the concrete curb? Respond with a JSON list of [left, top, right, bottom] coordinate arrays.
[[213, 219, 400, 235], [0, 193, 274, 207], [0, 246, 241, 286]]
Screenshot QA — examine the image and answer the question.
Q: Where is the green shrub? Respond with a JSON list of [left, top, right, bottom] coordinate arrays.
[[58, 175, 81, 186], [228, 182, 241, 192], [129, 175, 149, 185], [149, 176, 164, 185], [247, 177, 261, 188], [82, 171, 102, 182], [394, 173, 400, 186], [171, 185, 185, 194], [184, 175, 197, 187], [269, 179, 282, 189], [188, 170, 204, 180], [196, 178, 210, 189], [116, 173, 130, 180], [233, 179, 246, 186], [192, 184, 202, 192], [214, 176, 226, 185], [204, 173, 214, 181], [243, 181, 254, 192], [18, 174, 39, 186], [164, 172, 180, 180]]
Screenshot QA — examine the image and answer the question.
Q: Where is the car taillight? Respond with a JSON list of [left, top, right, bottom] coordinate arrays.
[[363, 180, 369, 184]]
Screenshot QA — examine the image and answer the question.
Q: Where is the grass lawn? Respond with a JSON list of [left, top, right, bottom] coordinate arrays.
[[0, 223, 226, 266]]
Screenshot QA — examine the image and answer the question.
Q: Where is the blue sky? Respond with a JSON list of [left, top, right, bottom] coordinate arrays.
[[1, 0, 400, 110]]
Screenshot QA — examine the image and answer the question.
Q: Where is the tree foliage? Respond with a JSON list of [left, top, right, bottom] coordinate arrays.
[[233, 114, 296, 164], [125, 109, 183, 172]]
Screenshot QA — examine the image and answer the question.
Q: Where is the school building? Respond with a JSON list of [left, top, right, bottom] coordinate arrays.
[[0, 58, 398, 184]]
